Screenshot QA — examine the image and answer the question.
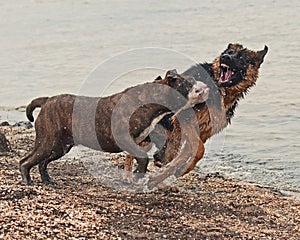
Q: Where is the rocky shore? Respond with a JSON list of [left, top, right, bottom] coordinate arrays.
[[0, 125, 299, 239]]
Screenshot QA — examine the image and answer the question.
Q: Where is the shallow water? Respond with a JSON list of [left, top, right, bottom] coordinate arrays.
[[0, 0, 299, 192]]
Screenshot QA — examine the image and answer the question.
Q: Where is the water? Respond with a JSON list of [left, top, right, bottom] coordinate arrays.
[[0, 0, 299, 193]]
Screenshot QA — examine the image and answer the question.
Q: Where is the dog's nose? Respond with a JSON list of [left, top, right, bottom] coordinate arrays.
[[221, 54, 232, 61], [194, 82, 209, 94]]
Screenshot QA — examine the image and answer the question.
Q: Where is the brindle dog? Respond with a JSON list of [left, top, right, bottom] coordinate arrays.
[[20, 70, 209, 185], [145, 44, 268, 187]]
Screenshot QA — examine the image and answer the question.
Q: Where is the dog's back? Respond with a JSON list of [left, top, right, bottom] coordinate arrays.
[[20, 70, 209, 184]]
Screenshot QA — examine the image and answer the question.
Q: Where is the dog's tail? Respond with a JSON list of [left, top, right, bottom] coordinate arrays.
[[26, 97, 49, 122]]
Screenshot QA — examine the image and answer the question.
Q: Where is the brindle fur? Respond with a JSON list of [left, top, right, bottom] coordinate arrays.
[[20, 70, 206, 185]]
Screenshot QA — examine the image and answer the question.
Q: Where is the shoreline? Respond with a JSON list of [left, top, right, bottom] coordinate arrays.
[[0, 125, 299, 238], [1, 121, 299, 198]]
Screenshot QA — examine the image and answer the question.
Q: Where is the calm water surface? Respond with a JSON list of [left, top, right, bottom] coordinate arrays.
[[0, 0, 299, 193]]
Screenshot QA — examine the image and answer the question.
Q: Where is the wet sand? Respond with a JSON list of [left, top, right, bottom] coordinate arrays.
[[0, 126, 299, 239]]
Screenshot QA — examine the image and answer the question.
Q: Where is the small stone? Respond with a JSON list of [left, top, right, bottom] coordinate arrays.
[[13, 121, 33, 129], [0, 121, 10, 126]]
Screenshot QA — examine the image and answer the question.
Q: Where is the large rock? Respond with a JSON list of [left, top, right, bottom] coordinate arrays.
[[0, 132, 11, 152]]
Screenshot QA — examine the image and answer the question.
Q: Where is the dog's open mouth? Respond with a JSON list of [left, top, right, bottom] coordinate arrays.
[[219, 63, 236, 84]]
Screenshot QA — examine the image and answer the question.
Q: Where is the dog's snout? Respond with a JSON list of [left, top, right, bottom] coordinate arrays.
[[221, 54, 232, 61], [194, 82, 209, 96]]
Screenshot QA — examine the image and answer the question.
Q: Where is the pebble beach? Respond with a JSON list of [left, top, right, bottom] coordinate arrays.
[[0, 125, 299, 239]]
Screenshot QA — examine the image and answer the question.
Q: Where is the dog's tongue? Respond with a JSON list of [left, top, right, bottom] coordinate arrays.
[[221, 69, 232, 83]]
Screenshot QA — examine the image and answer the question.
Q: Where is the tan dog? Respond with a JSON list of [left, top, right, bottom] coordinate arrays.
[[144, 44, 268, 188]]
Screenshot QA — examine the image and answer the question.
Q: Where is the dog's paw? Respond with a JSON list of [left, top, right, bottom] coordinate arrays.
[[123, 170, 133, 183]]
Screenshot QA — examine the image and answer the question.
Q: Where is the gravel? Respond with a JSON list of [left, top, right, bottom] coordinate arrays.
[[0, 126, 299, 239]]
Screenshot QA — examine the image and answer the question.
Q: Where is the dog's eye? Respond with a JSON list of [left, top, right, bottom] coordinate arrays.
[[227, 49, 235, 55]]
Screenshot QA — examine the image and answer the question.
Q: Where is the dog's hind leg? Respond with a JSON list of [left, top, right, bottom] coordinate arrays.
[[20, 131, 73, 185], [38, 147, 71, 185], [38, 160, 55, 185], [38, 136, 73, 185], [19, 143, 53, 185], [19, 153, 35, 185]]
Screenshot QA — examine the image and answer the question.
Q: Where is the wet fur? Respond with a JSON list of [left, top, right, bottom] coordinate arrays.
[[154, 44, 268, 177], [19, 71, 200, 185]]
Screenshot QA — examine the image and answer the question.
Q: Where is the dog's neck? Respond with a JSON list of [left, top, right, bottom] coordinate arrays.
[[221, 88, 243, 109], [219, 88, 244, 124]]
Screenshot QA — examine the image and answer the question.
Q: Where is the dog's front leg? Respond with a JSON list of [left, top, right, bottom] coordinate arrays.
[[147, 124, 204, 189]]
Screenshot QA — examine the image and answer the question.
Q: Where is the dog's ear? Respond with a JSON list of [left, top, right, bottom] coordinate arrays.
[[165, 69, 178, 82], [154, 75, 162, 81], [227, 43, 233, 49], [226, 43, 243, 50], [256, 45, 268, 67]]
